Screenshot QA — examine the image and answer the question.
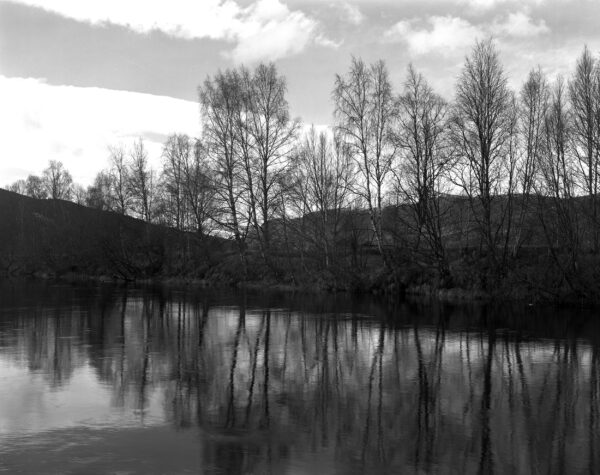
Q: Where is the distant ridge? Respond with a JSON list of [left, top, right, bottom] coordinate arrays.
[[0, 188, 223, 280]]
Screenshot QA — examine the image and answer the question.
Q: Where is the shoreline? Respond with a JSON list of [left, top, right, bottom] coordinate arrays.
[[2, 270, 594, 307]]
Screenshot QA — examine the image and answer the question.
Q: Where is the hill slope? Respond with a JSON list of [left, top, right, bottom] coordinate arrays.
[[0, 189, 225, 279]]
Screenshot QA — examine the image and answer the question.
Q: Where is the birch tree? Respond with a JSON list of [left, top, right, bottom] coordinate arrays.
[[450, 39, 515, 276], [199, 69, 249, 275], [569, 46, 600, 251], [333, 58, 396, 268], [42, 160, 73, 200], [394, 65, 451, 279], [128, 138, 154, 223]]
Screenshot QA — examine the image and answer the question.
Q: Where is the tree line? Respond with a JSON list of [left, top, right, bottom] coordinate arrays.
[[7, 39, 600, 297]]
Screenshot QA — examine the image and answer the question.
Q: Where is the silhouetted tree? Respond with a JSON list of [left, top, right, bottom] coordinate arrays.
[[334, 58, 396, 269], [569, 46, 600, 251], [162, 134, 189, 230], [537, 77, 582, 294], [86, 171, 113, 210], [182, 139, 216, 236], [450, 39, 516, 279], [128, 138, 155, 223], [42, 160, 73, 200], [246, 63, 300, 264], [514, 67, 550, 254], [291, 126, 354, 270], [25, 174, 47, 199], [394, 64, 452, 279], [7, 179, 26, 195], [200, 69, 249, 275], [108, 144, 131, 215], [72, 184, 87, 205]]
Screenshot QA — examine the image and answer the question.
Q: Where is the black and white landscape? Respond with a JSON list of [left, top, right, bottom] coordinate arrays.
[[1, 1, 600, 473]]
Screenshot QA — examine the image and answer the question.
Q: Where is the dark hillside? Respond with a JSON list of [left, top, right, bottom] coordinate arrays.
[[0, 189, 227, 280]]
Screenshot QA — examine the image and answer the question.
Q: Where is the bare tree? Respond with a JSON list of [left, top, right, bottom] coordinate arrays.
[[246, 63, 300, 263], [334, 57, 396, 269], [162, 134, 189, 230], [7, 179, 26, 195], [569, 46, 600, 251], [86, 170, 113, 210], [128, 138, 154, 223], [537, 77, 582, 293], [72, 184, 87, 205], [181, 139, 216, 236], [520, 67, 549, 196], [108, 144, 130, 215], [450, 39, 516, 278], [199, 69, 249, 275], [514, 67, 550, 253], [394, 65, 451, 279], [291, 126, 354, 269], [42, 160, 73, 200], [25, 174, 47, 199]]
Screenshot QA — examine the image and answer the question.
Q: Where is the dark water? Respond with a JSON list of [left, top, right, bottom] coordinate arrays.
[[0, 282, 599, 474]]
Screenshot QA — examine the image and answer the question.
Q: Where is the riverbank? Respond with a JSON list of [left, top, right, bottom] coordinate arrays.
[[2, 188, 598, 306], [4, 265, 594, 307]]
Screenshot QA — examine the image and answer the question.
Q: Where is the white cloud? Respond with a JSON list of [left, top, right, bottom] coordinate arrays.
[[492, 12, 549, 37], [0, 76, 199, 186], [459, 0, 511, 9], [315, 34, 343, 49], [7, 0, 329, 62], [383, 11, 549, 56], [333, 0, 547, 9], [458, 0, 546, 11], [339, 2, 365, 25], [383, 16, 483, 55], [226, 0, 319, 62]]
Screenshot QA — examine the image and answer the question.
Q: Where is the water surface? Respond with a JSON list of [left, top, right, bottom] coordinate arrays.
[[0, 281, 599, 474]]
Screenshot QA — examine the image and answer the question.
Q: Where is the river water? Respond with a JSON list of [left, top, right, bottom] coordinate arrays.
[[0, 281, 599, 474]]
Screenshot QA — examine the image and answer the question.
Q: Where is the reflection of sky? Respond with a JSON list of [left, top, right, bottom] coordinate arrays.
[[0, 357, 164, 436]]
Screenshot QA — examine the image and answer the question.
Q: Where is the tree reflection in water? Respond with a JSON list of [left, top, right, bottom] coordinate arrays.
[[0, 282, 599, 474]]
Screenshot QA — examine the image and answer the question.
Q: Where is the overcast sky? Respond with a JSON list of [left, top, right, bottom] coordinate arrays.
[[2, 0, 600, 186]]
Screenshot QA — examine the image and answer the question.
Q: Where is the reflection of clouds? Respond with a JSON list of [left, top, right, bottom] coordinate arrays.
[[0, 362, 163, 435]]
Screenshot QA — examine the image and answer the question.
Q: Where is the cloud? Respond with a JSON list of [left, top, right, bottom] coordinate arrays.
[[383, 16, 483, 55], [315, 34, 343, 49], [328, 0, 547, 9], [6, 0, 330, 62], [0, 76, 199, 186], [383, 11, 549, 56], [492, 11, 549, 37], [339, 2, 365, 25], [457, 0, 547, 11], [225, 0, 319, 62]]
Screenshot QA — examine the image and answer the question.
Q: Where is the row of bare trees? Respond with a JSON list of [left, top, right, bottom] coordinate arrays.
[[7, 39, 600, 293], [8, 136, 215, 236], [8, 160, 77, 201], [89, 136, 215, 235], [329, 39, 600, 292]]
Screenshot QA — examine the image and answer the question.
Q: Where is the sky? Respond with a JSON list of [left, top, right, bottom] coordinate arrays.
[[1, 0, 600, 186]]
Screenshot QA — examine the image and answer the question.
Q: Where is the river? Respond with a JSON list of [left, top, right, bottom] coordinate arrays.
[[0, 281, 598, 474]]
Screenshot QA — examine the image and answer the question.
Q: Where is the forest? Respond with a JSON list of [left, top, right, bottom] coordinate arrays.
[[5, 38, 600, 302]]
